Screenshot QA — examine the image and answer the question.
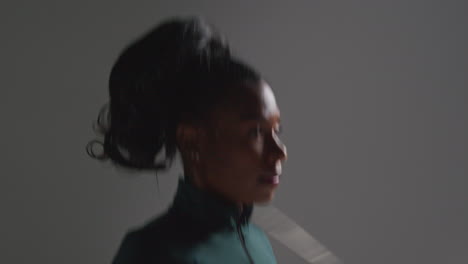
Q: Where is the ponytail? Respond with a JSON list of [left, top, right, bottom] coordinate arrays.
[[86, 16, 261, 174]]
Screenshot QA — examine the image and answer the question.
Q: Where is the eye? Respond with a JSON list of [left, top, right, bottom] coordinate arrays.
[[249, 124, 282, 138], [249, 124, 264, 138]]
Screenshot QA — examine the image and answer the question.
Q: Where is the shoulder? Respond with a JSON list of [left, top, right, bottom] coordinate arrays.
[[111, 229, 145, 264], [249, 223, 270, 240], [249, 223, 275, 250], [111, 211, 184, 264]]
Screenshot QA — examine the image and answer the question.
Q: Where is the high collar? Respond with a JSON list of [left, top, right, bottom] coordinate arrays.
[[168, 175, 253, 230]]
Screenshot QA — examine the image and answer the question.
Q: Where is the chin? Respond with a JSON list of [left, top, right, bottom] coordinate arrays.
[[253, 191, 276, 205]]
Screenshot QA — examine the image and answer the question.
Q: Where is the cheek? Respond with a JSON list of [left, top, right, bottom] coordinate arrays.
[[233, 138, 263, 164], [210, 148, 260, 178], [252, 140, 264, 155], [243, 138, 265, 164], [206, 133, 263, 172]]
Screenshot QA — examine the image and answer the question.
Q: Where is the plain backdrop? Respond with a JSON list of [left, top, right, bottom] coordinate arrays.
[[1, 0, 467, 263]]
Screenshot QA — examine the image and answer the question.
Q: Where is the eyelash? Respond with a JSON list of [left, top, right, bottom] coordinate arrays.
[[249, 125, 282, 137]]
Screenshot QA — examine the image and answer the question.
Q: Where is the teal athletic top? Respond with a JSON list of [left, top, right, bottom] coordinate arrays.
[[112, 175, 277, 264]]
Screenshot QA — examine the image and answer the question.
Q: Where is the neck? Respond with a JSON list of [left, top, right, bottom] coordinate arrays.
[[237, 203, 243, 214], [185, 172, 245, 216]]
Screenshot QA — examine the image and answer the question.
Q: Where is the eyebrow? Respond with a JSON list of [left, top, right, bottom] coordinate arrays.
[[239, 112, 260, 121], [239, 112, 281, 123]]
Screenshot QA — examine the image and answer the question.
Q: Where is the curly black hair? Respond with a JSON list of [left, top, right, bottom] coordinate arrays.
[[86, 16, 261, 175]]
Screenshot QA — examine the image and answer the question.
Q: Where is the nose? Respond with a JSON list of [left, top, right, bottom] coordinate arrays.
[[268, 135, 288, 164], [277, 144, 287, 162]]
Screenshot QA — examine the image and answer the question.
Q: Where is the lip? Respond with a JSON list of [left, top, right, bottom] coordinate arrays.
[[258, 174, 280, 185], [260, 171, 281, 178], [260, 174, 279, 178]]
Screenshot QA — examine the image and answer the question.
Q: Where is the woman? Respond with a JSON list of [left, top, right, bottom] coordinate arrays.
[[87, 16, 287, 264]]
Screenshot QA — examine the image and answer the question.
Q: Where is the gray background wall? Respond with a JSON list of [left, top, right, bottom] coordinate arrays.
[[1, 0, 467, 263]]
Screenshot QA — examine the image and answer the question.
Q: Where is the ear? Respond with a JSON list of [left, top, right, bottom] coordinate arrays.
[[177, 123, 198, 150], [176, 121, 211, 151]]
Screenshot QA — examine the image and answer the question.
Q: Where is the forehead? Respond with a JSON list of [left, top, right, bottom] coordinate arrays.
[[211, 81, 281, 125]]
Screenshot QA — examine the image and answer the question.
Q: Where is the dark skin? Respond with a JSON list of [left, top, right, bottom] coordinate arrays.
[[176, 80, 287, 212]]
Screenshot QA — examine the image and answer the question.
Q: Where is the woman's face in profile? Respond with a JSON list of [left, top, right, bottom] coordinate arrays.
[[198, 80, 288, 205]]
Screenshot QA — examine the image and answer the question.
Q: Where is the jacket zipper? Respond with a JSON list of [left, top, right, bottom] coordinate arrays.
[[236, 218, 254, 264]]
